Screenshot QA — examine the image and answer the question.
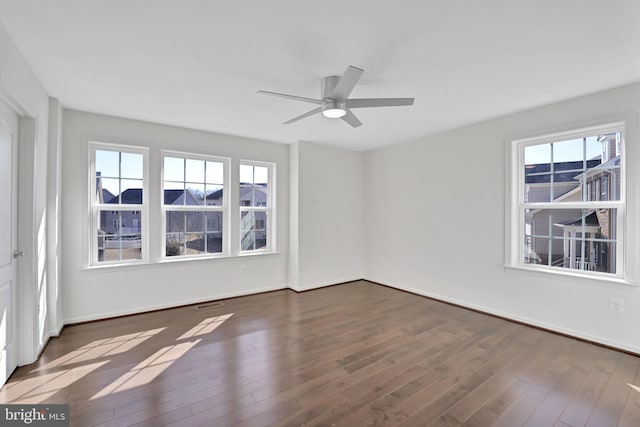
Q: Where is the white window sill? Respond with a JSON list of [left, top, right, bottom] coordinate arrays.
[[503, 264, 636, 287], [84, 251, 280, 270]]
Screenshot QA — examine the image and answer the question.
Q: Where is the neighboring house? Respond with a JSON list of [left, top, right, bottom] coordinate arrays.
[[206, 184, 268, 250], [526, 134, 621, 272], [99, 184, 266, 257], [104, 189, 144, 235]]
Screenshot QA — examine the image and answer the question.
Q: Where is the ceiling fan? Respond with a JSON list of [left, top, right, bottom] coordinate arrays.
[[257, 65, 415, 128]]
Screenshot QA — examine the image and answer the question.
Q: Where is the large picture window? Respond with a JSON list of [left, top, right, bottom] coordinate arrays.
[[162, 153, 228, 258], [90, 143, 148, 265], [511, 123, 625, 277], [240, 162, 273, 252]]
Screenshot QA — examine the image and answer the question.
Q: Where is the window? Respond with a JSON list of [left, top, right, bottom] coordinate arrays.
[[162, 153, 228, 257], [240, 162, 274, 252], [511, 123, 624, 277], [90, 143, 148, 265]]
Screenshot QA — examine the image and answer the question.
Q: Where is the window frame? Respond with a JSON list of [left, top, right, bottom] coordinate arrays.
[[89, 142, 149, 266], [239, 160, 275, 254], [161, 150, 230, 259], [508, 122, 626, 280]]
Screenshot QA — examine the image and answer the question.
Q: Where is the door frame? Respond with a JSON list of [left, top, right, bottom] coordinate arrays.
[[0, 86, 40, 367]]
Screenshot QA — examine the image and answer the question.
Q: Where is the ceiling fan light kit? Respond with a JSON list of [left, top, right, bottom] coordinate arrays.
[[258, 65, 415, 128], [321, 102, 347, 118]]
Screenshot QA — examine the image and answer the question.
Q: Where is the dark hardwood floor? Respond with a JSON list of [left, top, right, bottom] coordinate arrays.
[[1, 281, 639, 426]]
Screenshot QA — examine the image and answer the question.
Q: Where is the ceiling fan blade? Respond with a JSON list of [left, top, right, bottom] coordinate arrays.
[[341, 110, 362, 128], [257, 90, 323, 105], [330, 66, 364, 101], [347, 98, 415, 108], [283, 107, 323, 124]]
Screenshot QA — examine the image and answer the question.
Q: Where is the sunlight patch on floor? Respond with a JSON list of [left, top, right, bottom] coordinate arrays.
[[627, 383, 640, 393], [31, 328, 166, 372], [2, 360, 109, 403], [90, 339, 201, 400], [178, 313, 233, 340]]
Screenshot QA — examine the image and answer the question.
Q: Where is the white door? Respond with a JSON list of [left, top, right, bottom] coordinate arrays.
[[0, 101, 19, 385]]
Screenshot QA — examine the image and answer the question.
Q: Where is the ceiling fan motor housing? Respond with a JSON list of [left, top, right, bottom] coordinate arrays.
[[320, 76, 347, 118], [321, 75, 342, 100]]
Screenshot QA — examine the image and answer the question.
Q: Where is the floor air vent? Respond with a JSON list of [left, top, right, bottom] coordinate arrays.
[[195, 301, 224, 310]]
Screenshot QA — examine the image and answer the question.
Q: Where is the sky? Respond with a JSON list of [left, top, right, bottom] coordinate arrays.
[[524, 136, 602, 165], [96, 150, 268, 196]]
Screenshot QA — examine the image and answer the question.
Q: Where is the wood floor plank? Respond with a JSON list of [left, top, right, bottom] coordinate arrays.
[[1, 280, 639, 427]]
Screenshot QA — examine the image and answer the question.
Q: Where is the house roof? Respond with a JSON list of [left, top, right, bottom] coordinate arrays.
[[525, 159, 601, 184], [101, 189, 115, 203], [163, 189, 184, 205], [206, 189, 223, 200], [554, 211, 600, 228], [573, 155, 621, 180], [107, 188, 143, 204], [107, 188, 201, 205]]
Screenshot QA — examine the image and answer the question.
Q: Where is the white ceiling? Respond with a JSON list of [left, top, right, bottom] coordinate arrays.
[[1, 1, 639, 151]]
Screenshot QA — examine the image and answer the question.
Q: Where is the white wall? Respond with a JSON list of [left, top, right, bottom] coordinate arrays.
[[0, 22, 54, 364], [290, 141, 364, 290], [364, 82, 640, 353], [61, 110, 289, 323], [47, 98, 63, 335]]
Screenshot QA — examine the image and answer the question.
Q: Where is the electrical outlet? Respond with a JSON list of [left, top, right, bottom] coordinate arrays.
[[610, 297, 624, 314], [239, 264, 246, 275]]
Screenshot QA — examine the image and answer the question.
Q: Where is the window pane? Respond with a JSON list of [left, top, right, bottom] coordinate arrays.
[[96, 150, 119, 178], [240, 186, 254, 207], [525, 143, 550, 166], [239, 182, 268, 207], [185, 233, 206, 255], [205, 185, 223, 206], [206, 233, 223, 253], [185, 158, 205, 183], [254, 166, 268, 185], [186, 211, 205, 232], [552, 138, 583, 162], [121, 180, 143, 204], [121, 152, 143, 179], [164, 157, 184, 182], [166, 211, 186, 233], [164, 183, 185, 206], [166, 232, 184, 257], [240, 164, 253, 184], [186, 184, 205, 204], [524, 208, 617, 274], [206, 161, 224, 184], [97, 209, 142, 262], [97, 177, 119, 203], [240, 210, 267, 251], [206, 211, 223, 232]]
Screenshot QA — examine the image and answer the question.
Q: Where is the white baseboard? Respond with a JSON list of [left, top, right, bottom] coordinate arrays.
[[288, 276, 362, 292], [64, 284, 288, 325], [363, 276, 640, 355]]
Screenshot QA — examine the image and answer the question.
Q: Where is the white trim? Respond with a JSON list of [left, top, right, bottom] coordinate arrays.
[[17, 117, 38, 366], [288, 276, 362, 292]]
